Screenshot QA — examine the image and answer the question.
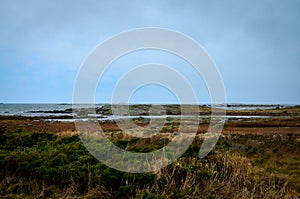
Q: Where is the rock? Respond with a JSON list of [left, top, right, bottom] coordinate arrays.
[[273, 134, 282, 139]]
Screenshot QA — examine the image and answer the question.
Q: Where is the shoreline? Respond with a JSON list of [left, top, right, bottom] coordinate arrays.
[[1, 113, 299, 136]]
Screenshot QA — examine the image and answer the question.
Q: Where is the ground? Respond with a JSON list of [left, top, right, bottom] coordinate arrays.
[[0, 105, 299, 198]]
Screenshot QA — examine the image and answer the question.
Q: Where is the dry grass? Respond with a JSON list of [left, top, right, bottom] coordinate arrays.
[[1, 113, 299, 198], [56, 130, 78, 137], [135, 152, 298, 199]]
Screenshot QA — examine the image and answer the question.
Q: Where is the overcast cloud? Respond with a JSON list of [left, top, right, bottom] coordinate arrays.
[[0, 0, 299, 103]]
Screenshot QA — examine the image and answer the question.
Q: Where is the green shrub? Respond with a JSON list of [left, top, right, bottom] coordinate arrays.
[[142, 191, 161, 199]]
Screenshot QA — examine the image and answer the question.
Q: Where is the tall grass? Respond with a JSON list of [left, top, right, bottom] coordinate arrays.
[[0, 127, 298, 198]]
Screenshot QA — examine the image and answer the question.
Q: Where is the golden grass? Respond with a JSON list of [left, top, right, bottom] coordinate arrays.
[[136, 152, 298, 199]]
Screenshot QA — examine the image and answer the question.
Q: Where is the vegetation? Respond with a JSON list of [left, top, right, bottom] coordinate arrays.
[[0, 125, 299, 198], [96, 104, 300, 117]]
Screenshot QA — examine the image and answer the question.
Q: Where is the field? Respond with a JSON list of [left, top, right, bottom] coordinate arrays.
[[0, 105, 299, 198]]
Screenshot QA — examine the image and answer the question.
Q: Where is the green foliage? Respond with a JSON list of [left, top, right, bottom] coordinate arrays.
[[113, 139, 129, 149], [142, 191, 161, 199], [0, 127, 299, 198], [255, 158, 265, 165], [245, 145, 264, 156], [117, 185, 132, 198]]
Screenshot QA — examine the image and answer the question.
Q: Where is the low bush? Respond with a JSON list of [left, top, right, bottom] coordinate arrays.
[[0, 128, 298, 198]]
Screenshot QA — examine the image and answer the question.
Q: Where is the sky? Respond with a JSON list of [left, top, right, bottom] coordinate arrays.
[[0, 0, 299, 104]]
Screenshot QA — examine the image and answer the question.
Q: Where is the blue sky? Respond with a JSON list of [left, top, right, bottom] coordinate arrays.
[[0, 0, 299, 104]]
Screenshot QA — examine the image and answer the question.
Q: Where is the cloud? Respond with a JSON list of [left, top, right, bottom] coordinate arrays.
[[0, 0, 299, 103]]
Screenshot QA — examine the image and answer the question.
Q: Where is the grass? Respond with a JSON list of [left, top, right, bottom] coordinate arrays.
[[0, 126, 299, 198]]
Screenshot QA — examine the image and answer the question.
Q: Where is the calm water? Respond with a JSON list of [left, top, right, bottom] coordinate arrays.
[[0, 104, 102, 117]]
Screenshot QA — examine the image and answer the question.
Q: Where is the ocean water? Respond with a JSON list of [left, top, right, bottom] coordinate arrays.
[[0, 104, 102, 117]]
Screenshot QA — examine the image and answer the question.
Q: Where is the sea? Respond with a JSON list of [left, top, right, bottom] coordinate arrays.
[[0, 104, 102, 117]]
